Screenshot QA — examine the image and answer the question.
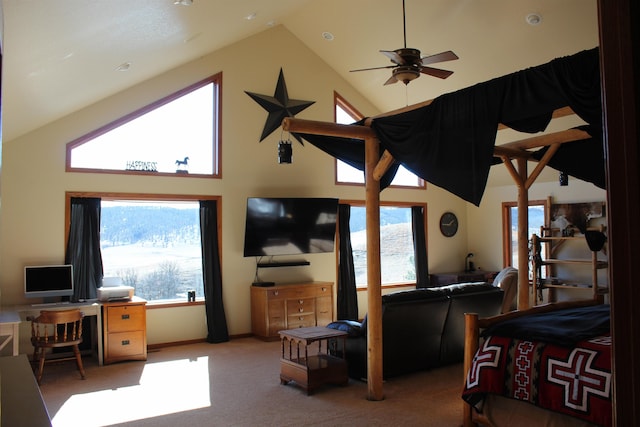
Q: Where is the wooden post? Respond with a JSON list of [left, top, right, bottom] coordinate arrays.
[[463, 313, 479, 427], [365, 134, 384, 401], [516, 157, 530, 310]]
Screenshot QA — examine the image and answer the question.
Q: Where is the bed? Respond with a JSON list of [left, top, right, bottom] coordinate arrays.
[[462, 300, 611, 427], [281, 47, 605, 403]]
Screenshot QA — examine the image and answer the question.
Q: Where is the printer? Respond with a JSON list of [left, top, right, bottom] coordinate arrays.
[[97, 276, 134, 302]]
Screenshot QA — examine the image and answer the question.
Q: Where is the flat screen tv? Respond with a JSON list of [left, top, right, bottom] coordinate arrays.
[[243, 197, 339, 257], [24, 264, 74, 302]]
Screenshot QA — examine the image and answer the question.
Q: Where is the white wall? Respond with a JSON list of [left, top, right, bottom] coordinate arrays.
[[0, 25, 464, 352]]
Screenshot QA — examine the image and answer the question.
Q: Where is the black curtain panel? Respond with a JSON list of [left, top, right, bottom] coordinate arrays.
[[412, 206, 429, 288], [337, 204, 358, 320], [297, 48, 602, 206], [65, 197, 104, 301], [199, 200, 229, 343]]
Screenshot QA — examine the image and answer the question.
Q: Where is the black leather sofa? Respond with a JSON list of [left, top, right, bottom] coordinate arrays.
[[327, 282, 504, 380]]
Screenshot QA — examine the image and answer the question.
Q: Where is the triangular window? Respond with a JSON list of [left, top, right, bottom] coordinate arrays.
[[66, 73, 221, 177]]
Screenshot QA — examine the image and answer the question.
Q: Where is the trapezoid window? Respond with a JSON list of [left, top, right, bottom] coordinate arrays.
[[66, 73, 221, 177]]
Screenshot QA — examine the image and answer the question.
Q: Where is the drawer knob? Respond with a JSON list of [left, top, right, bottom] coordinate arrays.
[[121, 314, 130, 320], [298, 299, 303, 304], [299, 316, 304, 320], [299, 308, 304, 313], [321, 287, 327, 292], [121, 340, 130, 346], [273, 291, 279, 296]]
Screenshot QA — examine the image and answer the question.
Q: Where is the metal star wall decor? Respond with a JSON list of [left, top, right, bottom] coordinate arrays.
[[245, 68, 315, 144]]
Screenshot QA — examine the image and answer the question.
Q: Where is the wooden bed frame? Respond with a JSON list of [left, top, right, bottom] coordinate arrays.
[[462, 299, 603, 427], [283, 104, 588, 401]]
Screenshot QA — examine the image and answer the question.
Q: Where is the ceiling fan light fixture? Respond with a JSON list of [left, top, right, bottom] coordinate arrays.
[[393, 66, 420, 85]]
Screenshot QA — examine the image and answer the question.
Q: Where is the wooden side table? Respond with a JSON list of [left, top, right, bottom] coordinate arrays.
[[278, 326, 348, 395]]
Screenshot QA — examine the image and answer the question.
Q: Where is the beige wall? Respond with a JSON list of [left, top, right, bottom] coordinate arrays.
[[0, 26, 464, 352], [0, 25, 606, 353]]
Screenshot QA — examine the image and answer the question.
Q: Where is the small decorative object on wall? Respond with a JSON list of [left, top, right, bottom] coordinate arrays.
[[559, 171, 569, 186], [245, 68, 315, 145], [439, 212, 458, 237], [278, 140, 292, 164], [175, 156, 189, 174]]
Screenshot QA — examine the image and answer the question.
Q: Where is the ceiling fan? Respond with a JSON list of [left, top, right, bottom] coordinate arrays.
[[350, 0, 459, 86]]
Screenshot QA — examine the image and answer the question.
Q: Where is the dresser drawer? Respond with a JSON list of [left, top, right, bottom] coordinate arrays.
[[286, 298, 315, 314], [287, 313, 316, 329], [266, 287, 316, 300], [106, 305, 146, 332], [107, 331, 145, 359]]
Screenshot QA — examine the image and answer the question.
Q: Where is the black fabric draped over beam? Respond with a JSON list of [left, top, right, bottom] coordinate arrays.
[[295, 47, 602, 206]]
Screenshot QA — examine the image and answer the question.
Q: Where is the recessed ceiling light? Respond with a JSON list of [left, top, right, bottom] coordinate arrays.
[[245, 12, 257, 20], [525, 13, 542, 26], [116, 62, 131, 72], [266, 20, 276, 27], [322, 31, 334, 41], [174, 0, 193, 5]]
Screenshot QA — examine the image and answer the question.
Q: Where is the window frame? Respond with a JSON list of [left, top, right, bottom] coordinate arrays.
[[65, 191, 222, 307], [501, 199, 549, 268], [334, 92, 426, 189], [65, 73, 222, 179], [339, 199, 427, 291]]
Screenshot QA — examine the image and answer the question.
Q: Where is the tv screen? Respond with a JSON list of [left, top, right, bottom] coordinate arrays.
[[24, 264, 74, 300], [243, 197, 339, 257]]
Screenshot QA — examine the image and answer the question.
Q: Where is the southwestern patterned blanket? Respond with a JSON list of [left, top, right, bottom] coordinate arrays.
[[462, 305, 611, 426]]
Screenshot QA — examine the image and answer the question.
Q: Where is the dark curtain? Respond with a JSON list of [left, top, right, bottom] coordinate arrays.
[[297, 48, 602, 206], [65, 197, 103, 302], [412, 206, 429, 288], [336, 204, 358, 320], [199, 200, 229, 343]]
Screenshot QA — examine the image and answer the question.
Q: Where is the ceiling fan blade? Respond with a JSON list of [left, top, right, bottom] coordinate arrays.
[[420, 50, 459, 65], [420, 66, 454, 79], [383, 74, 399, 85], [380, 50, 406, 65], [350, 64, 397, 72]]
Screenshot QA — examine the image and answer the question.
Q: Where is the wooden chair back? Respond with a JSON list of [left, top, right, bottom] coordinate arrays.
[[31, 309, 84, 347]]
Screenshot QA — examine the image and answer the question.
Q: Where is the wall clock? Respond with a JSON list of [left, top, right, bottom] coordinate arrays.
[[439, 212, 458, 237]]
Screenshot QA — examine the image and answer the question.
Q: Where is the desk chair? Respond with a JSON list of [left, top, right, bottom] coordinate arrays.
[[29, 309, 86, 384]]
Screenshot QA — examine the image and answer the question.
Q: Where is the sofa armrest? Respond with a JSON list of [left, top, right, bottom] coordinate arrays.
[[327, 320, 364, 337]]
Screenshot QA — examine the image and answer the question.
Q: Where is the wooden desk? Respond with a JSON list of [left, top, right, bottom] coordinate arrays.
[[1, 355, 52, 426], [14, 302, 104, 365], [278, 326, 348, 395], [429, 270, 497, 287], [0, 311, 21, 356]]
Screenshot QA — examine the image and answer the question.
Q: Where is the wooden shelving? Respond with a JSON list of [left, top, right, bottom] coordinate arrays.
[[531, 226, 608, 304]]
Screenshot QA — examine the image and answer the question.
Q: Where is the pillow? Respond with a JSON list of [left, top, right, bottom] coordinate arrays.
[[493, 267, 518, 312], [326, 320, 364, 337]]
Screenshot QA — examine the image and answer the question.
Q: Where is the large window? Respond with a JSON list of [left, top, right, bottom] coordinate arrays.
[[346, 201, 425, 287], [334, 93, 424, 188], [67, 193, 220, 303], [66, 73, 221, 177]]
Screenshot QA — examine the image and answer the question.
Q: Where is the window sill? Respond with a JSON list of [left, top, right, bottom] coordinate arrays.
[[145, 299, 205, 309], [356, 283, 416, 292]]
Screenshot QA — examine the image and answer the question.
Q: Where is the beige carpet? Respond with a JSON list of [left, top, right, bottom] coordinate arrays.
[[38, 337, 465, 427]]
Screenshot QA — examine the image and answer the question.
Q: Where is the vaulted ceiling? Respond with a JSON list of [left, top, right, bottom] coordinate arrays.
[[1, 0, 598, 146]]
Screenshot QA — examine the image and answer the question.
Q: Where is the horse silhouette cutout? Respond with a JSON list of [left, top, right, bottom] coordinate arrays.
[[175, 157, 189, 167]]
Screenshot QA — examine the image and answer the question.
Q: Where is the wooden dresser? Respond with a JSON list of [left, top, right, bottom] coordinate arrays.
[[102, 297, 147, 364], [251, 281, 334, 340]]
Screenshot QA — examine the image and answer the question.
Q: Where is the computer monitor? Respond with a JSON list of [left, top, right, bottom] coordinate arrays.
[[24, 264, 74, 303]]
